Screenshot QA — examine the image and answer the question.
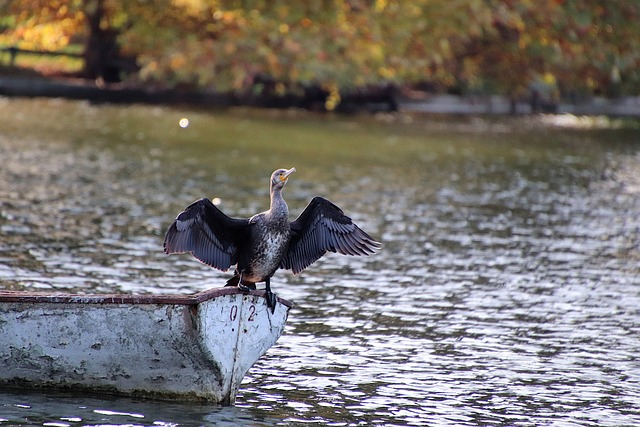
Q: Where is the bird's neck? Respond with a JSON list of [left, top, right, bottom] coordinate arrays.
[[269, 189, 289, 219]]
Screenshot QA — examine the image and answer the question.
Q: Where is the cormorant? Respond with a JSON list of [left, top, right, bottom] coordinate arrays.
[[163, 167, 380, 312]]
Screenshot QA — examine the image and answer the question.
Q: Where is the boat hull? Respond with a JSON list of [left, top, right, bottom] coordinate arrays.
[[0, 288, 292, 404]]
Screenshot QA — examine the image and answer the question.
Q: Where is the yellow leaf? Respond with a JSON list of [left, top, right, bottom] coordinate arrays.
[[542, 72, 556, 86], [170, 53, 186, 70], [378, 66, 395, 79]]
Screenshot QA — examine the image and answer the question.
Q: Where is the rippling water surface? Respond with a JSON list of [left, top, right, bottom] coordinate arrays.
[[1, 98, 639, 426]]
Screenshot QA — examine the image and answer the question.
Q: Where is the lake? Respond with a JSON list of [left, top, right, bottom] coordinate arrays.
[[1, 97, 639, 426]]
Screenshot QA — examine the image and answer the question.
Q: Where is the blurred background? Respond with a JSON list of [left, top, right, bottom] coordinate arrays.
[[1, 0, 640, 113]]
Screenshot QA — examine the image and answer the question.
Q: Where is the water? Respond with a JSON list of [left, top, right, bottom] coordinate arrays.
[[1, 98, 640, 426]]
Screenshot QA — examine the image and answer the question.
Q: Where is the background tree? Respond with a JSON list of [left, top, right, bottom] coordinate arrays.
[[2, 0, 639, 101]]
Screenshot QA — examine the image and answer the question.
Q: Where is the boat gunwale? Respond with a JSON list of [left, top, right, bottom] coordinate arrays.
[[0, 287, 294, 308]]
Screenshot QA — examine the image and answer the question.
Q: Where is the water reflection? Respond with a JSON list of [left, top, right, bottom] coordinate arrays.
[[0, 389, 279, 427], [1, 98, 640, 426]]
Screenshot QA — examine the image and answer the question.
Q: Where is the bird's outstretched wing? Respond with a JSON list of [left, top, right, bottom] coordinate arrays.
[[281, 196, 381, 274], [164, 198, 250, 271]]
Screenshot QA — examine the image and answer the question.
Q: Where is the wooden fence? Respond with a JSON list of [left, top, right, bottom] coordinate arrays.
[[1, 46, 82, 66]]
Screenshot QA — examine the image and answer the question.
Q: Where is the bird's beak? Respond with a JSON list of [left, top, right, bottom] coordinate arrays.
[[280, 167, 296, 181]]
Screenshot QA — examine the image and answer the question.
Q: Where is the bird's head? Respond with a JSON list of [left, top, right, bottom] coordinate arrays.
[[270, 167, 296, 191]]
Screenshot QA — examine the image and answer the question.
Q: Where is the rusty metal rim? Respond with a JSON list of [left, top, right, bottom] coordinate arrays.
[[0, 287, 293, 308]]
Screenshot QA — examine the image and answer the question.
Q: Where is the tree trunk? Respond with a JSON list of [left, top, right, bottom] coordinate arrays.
[[82, 0, 119, 82]]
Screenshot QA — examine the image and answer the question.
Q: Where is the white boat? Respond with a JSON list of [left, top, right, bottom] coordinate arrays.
[[0, 287, 292, 404]]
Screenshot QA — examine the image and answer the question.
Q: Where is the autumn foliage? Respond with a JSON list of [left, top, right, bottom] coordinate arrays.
[[2, 0, 639, 99]]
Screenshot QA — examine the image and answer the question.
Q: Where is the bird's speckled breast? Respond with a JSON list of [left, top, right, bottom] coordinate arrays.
[[245, 215, 290, 282]]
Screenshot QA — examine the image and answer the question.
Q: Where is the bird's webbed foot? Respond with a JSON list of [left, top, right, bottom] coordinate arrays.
[[229, 271, 256, 291], [265, 291, 277, 314], [238, 282, 256, 292], [238, 279, 257, 292], [264, 277, 277, 314]]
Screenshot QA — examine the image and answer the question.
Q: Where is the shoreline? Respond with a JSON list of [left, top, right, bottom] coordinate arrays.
[[1, 75, 640, 117]]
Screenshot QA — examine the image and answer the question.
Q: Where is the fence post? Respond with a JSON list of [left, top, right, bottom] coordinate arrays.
[[8, 46, 18, 66]]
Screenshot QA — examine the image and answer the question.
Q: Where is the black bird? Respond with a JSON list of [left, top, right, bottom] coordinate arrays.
[[163, 167, 380, 312]]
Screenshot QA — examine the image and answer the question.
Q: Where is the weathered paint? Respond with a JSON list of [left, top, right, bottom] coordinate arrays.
[[0, 288, 292, 403]]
